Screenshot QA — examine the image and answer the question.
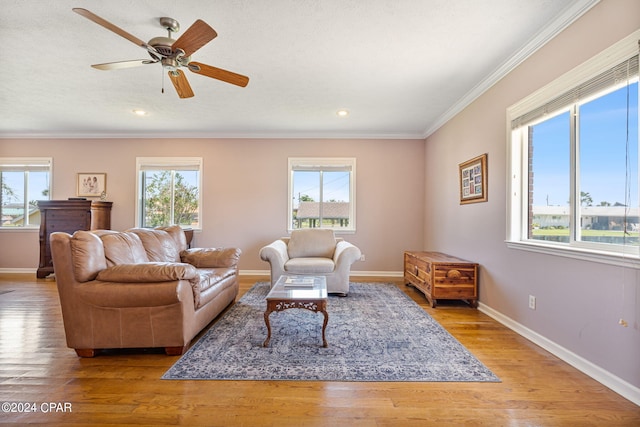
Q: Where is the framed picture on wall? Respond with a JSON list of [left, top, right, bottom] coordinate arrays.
[[77, 173, 106, 197], [459, 154, 487, 204]]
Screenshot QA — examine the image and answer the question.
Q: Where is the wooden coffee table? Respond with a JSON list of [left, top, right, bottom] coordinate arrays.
[[263, 275, 329, 347]]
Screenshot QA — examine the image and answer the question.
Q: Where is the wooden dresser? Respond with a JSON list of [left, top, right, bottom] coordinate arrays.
[[404, 251, 478, 308], [36, 200, 113, 278]]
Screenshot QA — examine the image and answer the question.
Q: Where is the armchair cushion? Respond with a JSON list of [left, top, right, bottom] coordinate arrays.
[[96, 262, 198, 283], [181, 247, 241, 268], [285, 257, 335, 274], [287, 229, 336, 258]]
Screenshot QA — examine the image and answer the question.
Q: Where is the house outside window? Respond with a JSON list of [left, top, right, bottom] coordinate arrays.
[[136, 157, 202, 229], [288, 158, 356, 232], [0, 157, 52, 229], [507, 31, 639, 264]]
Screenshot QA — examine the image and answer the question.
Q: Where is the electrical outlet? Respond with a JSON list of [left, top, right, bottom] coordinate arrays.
[[528, 295, 536, 310], [360, 254, 366, 262]]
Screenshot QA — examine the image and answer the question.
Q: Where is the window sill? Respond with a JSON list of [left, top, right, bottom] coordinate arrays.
[[288, 228, 356, 235], [506, 240, 640, 269], [0, 227, 39, 233]]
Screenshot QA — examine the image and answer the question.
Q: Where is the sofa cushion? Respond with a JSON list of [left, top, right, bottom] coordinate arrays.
[[70, 230, 108, 282], [101, 232, 149, 266], [285, 257, 335, 274], [192, 268, 236, 308], [181, 247, 241, 268], [287, 229, 336, 259], [156, 225, 188, 252], [129, 228, 181, 263], [96, 262, 198, 283]]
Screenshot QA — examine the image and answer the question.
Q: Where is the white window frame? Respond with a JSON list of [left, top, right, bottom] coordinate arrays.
[[506, 30, 640, 268], [135, 157, 203, 230], [288, 157, 356, 233], [0, 157, 52, 230]]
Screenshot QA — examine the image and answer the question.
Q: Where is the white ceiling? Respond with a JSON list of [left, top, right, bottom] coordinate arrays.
[[0, 0, 596, 139]]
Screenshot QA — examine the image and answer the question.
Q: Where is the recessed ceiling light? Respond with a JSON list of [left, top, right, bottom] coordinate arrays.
[[336, 109, 349, 118], [132, 109, 148, 116]]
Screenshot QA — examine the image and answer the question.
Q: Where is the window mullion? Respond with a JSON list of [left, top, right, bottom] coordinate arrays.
[[570, 104, 579, 244], [170, 170, 176, 225], [23, 171, 30, 226], [318, 170, 324, 227]]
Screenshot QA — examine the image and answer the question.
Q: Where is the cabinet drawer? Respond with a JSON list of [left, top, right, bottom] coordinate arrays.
[[433, 266, 476, 285]]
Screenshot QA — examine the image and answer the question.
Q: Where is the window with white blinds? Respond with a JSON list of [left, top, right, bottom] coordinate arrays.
[[507, 30, 640, 265], [288, 158, 356, 232]]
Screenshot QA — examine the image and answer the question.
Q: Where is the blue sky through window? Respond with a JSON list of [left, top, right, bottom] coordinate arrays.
[[531, 81, 638, 207]]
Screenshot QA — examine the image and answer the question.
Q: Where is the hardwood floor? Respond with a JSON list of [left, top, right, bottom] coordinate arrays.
[[1, 273, 638, 426]]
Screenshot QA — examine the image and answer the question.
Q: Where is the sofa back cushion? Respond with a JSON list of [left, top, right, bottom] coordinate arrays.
[[287, 229, 336, 259], [101, 232, 149, 267], [129, 228, 181, 263], [156, 225, 188, 252], [70, 230, 108, 282]]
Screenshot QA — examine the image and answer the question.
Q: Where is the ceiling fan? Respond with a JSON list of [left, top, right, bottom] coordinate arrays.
[[72, 8, 249, 98]]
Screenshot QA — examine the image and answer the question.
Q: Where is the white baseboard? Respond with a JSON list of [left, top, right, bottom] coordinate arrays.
[[479, 302, 640, 407], [0, 268, 37, 274]]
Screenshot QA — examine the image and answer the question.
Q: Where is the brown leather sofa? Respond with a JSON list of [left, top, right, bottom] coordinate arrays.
[[50, 225, 241, 357]]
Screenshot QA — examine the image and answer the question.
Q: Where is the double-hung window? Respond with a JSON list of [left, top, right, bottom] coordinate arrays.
[[136, 157, 202, 229], [0, 157, 52, 229], [507, 31, 639, 263], [288, 158, 356, 232]]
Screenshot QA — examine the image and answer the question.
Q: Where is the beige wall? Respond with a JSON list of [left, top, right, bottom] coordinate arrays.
[[0, 138, 424, 273], [424, 0, 640, 391]]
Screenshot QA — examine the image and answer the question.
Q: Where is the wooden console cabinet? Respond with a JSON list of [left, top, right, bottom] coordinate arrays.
[[404, 251, 478, 308], [36, 200, 112, 278]]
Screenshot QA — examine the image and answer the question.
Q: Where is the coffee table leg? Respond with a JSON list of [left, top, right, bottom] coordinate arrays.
[[263, 310, 272, 347], [321, 309, 329, 348]]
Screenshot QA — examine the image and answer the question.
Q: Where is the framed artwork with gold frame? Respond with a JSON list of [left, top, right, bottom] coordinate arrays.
[[459, 154, 487, 204]]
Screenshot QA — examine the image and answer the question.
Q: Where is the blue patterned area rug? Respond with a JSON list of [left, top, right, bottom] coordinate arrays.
[[162, 282, 499, 382]]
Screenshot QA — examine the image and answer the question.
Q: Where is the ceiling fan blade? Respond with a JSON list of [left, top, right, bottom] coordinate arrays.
[[168, 70, 195, 98], [72, 8, 160, 57], [188, 62, 249, 87], [172, 20, 217, 57], [91, 60, 156, 70]]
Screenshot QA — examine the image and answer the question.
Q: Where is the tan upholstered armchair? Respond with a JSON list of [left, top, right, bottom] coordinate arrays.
[[259, 229, 361, 296]]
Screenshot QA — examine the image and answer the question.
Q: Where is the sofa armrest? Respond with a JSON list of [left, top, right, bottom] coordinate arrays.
[[180, 247, 242, 268], [259, 240, 289, 267], [334, 241, 362, 267], [78, 279, 192, 308], [96, 262, 198, 283]]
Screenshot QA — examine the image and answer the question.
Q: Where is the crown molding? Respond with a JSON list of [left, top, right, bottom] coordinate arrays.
[[422, 0, 600, 139], [0, 131, 425, 140]]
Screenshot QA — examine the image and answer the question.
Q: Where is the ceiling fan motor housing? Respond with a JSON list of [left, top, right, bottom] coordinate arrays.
[[147, 36, 191, 69]]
